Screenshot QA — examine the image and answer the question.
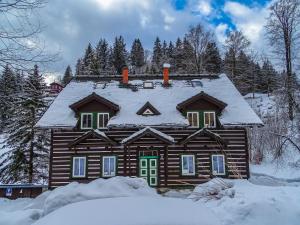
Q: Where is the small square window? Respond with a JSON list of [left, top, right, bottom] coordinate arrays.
[[143, 81, 154, 89], [187, 112, 199, 128], [81, 113, 93, 129], [72, 157, 86, 178], [181, 155, 195, 176], [211, 155, 225, 175], [204, 112, 216, 128], [102, 156, 116, 177]]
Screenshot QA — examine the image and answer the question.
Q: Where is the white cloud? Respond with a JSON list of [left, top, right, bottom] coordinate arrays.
[[223, 1, 271, 52], [196, 0, 212, 16], [215, 23, 228, 45]]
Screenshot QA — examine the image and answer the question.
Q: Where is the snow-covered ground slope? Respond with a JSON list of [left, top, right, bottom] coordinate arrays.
[[1, 177, 300, 225], [245, 93, 300, 180]]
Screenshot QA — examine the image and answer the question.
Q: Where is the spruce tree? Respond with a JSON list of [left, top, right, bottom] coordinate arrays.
[[152, 37, 162, 72], [204, 42, 222, 74], [112, 36, 127, 74], [130, 38, 145, 73], [82, 43, 96, 75], [182, 37, 196, 74], [62, 65, 73, 86], [0, 65, 49, 183], [174, 38, 184, 73], [95, 38, 110, 74], [0, 65, 18, 131]]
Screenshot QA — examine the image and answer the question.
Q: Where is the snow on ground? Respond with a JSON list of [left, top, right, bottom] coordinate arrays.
[[33, 197, 221, 225], [0, 177, 157, 225], [1, 177, 300, 225]]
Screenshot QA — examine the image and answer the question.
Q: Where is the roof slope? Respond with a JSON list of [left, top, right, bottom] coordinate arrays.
[[36, 74, 263, 128]]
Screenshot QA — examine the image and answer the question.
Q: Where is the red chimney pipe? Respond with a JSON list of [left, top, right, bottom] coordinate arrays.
[[122, 67, 129, 84], [163, 63, 170, 85]]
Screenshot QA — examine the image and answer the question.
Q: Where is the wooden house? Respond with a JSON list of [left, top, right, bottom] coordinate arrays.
[[36, 65, 263, 189]]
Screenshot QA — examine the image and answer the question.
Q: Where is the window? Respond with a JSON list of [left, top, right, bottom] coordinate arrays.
[[143, 81, 154, 89], [204, 112, 216, 128], [72, 157, 86, 178], [211, 155, 225, 175], [102, 156, 116, 177], [81, 113, 93, 129], [181, 155, 195, 176], [187, 112, 199, 128], [97, 113, 110, 129]]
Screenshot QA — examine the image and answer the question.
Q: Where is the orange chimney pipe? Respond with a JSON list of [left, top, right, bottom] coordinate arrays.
[[122, 67, 129, 84], [163, 63, 170, 85]]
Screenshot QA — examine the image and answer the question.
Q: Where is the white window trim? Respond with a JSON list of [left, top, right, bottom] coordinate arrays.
[[204, 111, 216, 128], [181, 155, 196, 176], [187, 112, 199, 128], [80, 113, 93, 129], [102, 156, 116, 177], [97, 113, 110, 129], [211, 154, 226, 175], [72, 156, 86, 178]]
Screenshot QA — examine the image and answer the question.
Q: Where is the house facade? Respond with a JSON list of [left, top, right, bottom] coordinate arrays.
[[37, 66, 263, 189]]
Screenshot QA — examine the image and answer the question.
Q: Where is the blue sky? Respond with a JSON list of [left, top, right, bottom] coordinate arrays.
[[40, 0, 273, 81]]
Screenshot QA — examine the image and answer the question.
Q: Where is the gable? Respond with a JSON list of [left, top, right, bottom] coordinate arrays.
[[177, 91, 227, 112], [136, 102, 161, 116], [69, 92, 119, 114], [69, 130, 117, 147]]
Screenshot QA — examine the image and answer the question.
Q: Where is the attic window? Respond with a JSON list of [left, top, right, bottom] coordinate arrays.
[[143, 81, 154, 89], [136, 102, 161, 116]]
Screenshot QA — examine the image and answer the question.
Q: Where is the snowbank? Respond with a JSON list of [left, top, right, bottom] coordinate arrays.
[[0, 177, 157, 225], [33, 197, 221, 225], [191, 179, 300, 225]]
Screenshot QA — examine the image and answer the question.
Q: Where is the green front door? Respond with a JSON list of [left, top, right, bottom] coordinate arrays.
[[139, 156, 158, 187]]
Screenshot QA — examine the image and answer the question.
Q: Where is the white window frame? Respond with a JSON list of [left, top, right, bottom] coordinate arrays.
[[181, 155, 196, 176], [204, 111, 216, 128], [187, 112, 199, 128], [97, 113, 110, 129], [102, 156, 117, 177], [80, 113, 93, 129], [72, 156, 86, 178], [211, 154, 226, 175]]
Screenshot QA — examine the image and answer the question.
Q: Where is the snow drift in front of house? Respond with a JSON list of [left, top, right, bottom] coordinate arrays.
[[32, 197, 221, 225], [36, 74, 263, 128], [0, 177, 157, 225]]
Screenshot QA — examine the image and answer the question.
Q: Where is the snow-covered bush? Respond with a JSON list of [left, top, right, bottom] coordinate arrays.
[[188, 178, 235, 201]]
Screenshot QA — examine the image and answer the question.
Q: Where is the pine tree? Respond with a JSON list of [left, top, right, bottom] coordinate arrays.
[[182, 37, 196, 73], [167, 41, 175, 71], [0, 65, 49, 183], [204, 42, 222, 74], [95, 38, 110, 74], [130, 38, 145, 73], [112, 36, 127, 74], [82, 43, 96, 75], [174, 38, 184, 73], [152, 37, 162, 72], [75, 59, 84, 76], [260, 59, 280, 95], [0, 65, 18, 130], [62, 65, 73, 86]]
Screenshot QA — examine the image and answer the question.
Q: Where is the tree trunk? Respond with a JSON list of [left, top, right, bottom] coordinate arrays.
[[285, 34, 294, 120], [28, 108, 35, 183]]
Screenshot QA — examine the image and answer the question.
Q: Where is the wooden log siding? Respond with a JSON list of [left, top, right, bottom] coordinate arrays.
[[49, 128, 249, 188]]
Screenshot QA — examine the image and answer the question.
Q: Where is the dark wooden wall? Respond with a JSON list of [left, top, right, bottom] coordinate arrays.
[[49, 128, 249, 188]]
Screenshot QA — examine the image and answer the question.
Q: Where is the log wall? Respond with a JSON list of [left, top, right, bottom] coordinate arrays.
[[49, 128, 249, 188]]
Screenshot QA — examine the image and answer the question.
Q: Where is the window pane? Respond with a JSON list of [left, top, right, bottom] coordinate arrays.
[[192, 113, 198, 127], [109, 157, 115, 174], [217, 156, 224, 174], [104, 158, 109, 174], [182, 156, 188, 171], [209, 113, 215, 127], [82, 114, 92, 128], [74, 158, 79, 176], [104, 114, 109, 127], [205, 113, 209, 127], [212, 156, 218, 172], [187, 113, 193, 126], [79, 158, 85, 176], [188, 156, 194, 173], [98, 114, 104, 128]]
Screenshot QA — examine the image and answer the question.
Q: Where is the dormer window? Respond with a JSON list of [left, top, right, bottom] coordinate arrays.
[[136, 102, 160, 116], [81, 113, 93, 129], [187, 112, 199, 128], [97, 113, 110, 129], [204, 112, 216, 128]]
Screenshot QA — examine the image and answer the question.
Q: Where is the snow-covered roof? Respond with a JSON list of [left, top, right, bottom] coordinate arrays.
[[36, 74, 263, 128]]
